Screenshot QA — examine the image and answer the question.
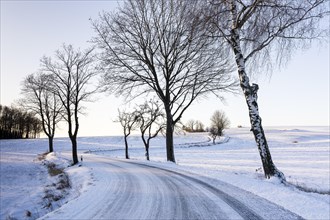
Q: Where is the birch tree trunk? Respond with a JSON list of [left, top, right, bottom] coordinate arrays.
[[230, 27, 285, 180], [207, 0, 326, 180]]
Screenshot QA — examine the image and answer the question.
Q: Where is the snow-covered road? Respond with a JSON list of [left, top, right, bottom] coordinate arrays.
[[41, 154, 302, 220]]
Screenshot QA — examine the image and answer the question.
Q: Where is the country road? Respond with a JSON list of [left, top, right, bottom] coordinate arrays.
[[41, 155, 303, 220]]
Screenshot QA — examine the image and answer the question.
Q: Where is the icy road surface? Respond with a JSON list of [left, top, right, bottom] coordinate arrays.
[[41, 155, 302, 220]]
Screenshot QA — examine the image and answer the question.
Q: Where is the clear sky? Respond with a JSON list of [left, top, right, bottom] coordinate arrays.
[[1, 1, 329, 137]]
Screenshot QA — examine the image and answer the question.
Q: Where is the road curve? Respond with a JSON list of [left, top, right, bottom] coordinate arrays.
[[41, 155, 302, 220]]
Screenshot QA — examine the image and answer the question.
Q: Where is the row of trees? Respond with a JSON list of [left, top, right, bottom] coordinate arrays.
[[0, 105, 42, 139], [117, 105, 231, 159], [117, 99, 165, 161], [118, 106, 230, 159], [19, 0, 328, 180], [115, 105, 230, 160], [91, 0, 327, 180]]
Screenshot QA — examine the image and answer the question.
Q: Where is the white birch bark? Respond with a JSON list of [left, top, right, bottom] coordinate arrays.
[[229, 1, 285, 180]]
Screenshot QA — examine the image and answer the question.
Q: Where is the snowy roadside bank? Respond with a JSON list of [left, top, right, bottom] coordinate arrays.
[[40, 153, 91, 213], [0, 149, 91, 220]]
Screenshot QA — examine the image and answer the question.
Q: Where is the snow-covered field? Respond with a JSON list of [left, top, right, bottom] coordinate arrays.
[[0, 126, 329, 219]]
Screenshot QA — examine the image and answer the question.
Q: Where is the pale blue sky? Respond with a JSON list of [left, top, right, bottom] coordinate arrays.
[[1, 1, 329, 137]]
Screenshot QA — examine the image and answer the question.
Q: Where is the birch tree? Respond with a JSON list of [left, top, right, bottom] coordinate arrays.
[[93, 0, 236, 162], [21, 72, 62, 152], [41, 44, 98, 165], [208, 0, 329, 179]]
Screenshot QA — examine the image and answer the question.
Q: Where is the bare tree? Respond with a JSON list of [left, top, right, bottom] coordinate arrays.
[[116, 109, 139, 159], [93, 0, 236, 162], [41, 44, 98, 165], [21, 72, 62, 152], [207, 0, 329, 179], [135, 100, 165, 161], [185, 120, 196, 132], [209, 110, 230, 144], [195, 120, 205, 132]]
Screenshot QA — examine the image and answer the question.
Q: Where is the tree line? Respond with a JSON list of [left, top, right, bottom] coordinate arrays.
[[0, 105, 42, 139], [14, 0, 328, 180]]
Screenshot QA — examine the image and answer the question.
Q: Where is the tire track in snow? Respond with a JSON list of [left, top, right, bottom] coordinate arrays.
[[147, 166, 234, 219], [133, 162, 261, 220], [133, 162, 303, 220], [101, 160, 232, 219]]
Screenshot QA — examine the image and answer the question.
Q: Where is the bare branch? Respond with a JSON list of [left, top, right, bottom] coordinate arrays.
[[93, 0, 236, 162]]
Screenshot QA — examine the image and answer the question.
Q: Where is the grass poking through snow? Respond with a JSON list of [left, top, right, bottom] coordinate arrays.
[[41, 154, 71, 211]]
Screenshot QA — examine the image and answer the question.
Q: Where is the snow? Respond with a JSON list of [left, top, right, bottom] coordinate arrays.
[[0, 126, 329, 219]]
